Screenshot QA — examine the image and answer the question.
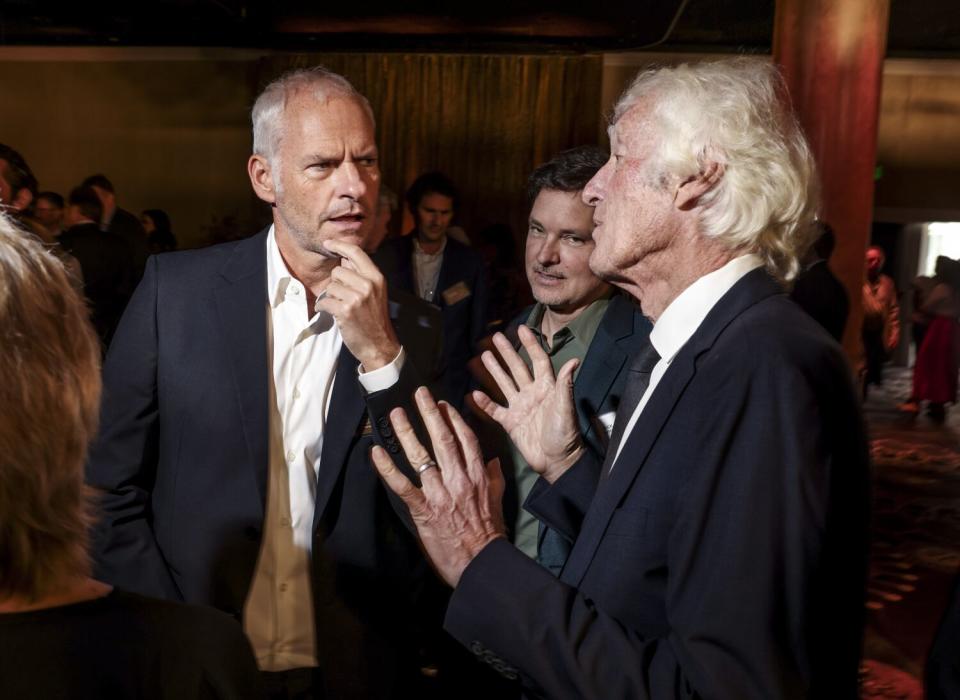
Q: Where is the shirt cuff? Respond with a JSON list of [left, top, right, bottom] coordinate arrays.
[[357, 346, 405, 393]]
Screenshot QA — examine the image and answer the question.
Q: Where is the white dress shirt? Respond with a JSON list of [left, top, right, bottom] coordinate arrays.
[[244, 226, 403, 671], [412, 236, 446, 302], [612, 254, 765, 469]]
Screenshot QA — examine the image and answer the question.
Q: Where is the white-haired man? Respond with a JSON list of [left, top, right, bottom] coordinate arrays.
[[87, 67, 433, 699], [373, 58, 870, 699]]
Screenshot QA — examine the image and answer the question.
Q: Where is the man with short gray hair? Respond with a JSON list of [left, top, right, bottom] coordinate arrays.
[[373, 57, 869, 699], [88, 66, 432, 698]]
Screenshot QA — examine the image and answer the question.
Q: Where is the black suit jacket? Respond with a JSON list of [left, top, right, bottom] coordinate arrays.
[[87, 230, 431, 698], [790, 258, 849, 342], [108, 206, 148, 285], [375, 235, 488, 407], [59, 222, 134, 349], [387, 285, 445, 398], [445, 269, 870, 699]]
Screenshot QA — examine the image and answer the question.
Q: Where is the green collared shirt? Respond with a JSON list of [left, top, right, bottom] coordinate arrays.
[[511, 296, 611, 558]]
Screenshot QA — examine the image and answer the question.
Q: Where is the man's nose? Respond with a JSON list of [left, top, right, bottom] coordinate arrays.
[[537, 236, 560, 264], [335, 161, 365, 200], [582, 162, 610, 206]]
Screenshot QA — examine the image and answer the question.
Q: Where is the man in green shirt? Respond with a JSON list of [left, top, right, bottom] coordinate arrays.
[[505, 146, 651, 571]]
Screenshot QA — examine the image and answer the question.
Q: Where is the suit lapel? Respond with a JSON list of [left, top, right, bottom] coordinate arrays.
[[394, 236, 416, 293], [435, 246, 453, 309], [213, 231, 270, 510], [560, 268, 784, 587], [313, 343, 367, 526], [562, 353, 697, 586], [572, 298, 633, 449]]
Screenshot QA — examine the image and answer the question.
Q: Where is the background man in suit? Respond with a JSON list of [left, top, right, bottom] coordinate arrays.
[[790, 221, 849, 342], [496, 145, 650, 572], [82, 173, 148, 284], [366, 183, 446, 404], [373, 58, 870, 699], [376, 172, 488, 408], [59, 185, 133, 349], [87, 66, 432, 699]]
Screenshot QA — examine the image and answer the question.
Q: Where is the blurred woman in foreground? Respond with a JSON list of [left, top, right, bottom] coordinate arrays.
[[0, 214, 262, 699]]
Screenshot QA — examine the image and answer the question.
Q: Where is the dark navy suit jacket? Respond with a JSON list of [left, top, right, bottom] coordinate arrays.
[[375, 234, 488, 408], [86, 230, 432, 699], [445, 269, 870, 699]]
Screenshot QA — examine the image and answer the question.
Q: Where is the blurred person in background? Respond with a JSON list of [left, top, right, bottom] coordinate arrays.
[[862, 245, 900, 394], [60, 185, 134, 350], [0, 143, 37, 215], [0, 212, 262, 699], [377, 171, 488, 408], [790, 221, 848, 343], [33, 191, 65, 240], [82, 173, 148, 282], [0, 146, 82, 287], [141, 208, 178, 254], [899, 255, 960, 421]]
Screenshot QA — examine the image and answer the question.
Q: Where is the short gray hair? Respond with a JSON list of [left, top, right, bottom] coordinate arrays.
[[612, 57, 819, 282], [0, 214, 101, 600], [251, 66, 375, 165]]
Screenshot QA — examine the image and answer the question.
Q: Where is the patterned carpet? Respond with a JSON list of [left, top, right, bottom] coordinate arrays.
[[861, 368, 960, 699]]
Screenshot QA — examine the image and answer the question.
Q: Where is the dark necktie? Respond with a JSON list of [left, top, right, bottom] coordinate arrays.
[[601, 341, 661, 475], [537, 340, 660, 575]]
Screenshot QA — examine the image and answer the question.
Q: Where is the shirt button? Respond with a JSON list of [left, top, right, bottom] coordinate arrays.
[[280, 516, 290, 527], [286, 450, 295, 462], [291, 286, 300, 295], [293, 388, 301, 400], [279, 583, 288, 593]]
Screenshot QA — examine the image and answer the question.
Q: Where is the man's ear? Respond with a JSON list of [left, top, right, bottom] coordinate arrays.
[[248, 154, 277, 205], [674, 160, 724, 211]]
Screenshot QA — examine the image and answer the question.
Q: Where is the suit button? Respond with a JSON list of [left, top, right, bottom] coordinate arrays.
[[377, 417, 389, 428], [470, 641, 484, 656], [389, 443, 400, 454]]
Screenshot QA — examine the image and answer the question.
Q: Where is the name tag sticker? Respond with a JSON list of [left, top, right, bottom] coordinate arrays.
[[441, 281, 471, 306]]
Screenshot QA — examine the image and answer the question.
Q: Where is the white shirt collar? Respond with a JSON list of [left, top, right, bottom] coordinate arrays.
[[266, 225, 291, 309], [412, 235, 446, 257], [649, 254, 765, 363]]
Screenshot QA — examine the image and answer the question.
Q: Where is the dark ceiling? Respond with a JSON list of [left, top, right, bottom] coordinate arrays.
[[0, 1, 957, 57]]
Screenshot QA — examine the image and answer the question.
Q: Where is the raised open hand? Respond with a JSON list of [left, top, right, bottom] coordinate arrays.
[[471, 326, 584, 483], [371, 387, 505, 587]]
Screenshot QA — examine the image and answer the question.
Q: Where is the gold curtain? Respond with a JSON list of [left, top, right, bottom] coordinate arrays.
[[256, 53, 603, 244]]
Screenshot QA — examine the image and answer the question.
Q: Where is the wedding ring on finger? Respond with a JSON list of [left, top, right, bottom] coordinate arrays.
[[417, 460, 439, 475]]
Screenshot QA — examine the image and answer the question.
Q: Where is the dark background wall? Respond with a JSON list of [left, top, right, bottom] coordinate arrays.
[[2, 48, 958, 254]]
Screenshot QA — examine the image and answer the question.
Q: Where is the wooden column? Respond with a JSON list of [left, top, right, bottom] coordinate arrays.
[[773, 0, 890, 365]]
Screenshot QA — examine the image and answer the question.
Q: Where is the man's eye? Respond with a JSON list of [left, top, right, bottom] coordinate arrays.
[[359, 157, 378, 167], [528, 227, 545, 237], [562, 235, 585, 246]]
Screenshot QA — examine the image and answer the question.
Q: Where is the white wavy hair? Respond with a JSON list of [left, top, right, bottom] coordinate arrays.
[[251, 66, 374, 168], [612, 57, 819, 282]]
